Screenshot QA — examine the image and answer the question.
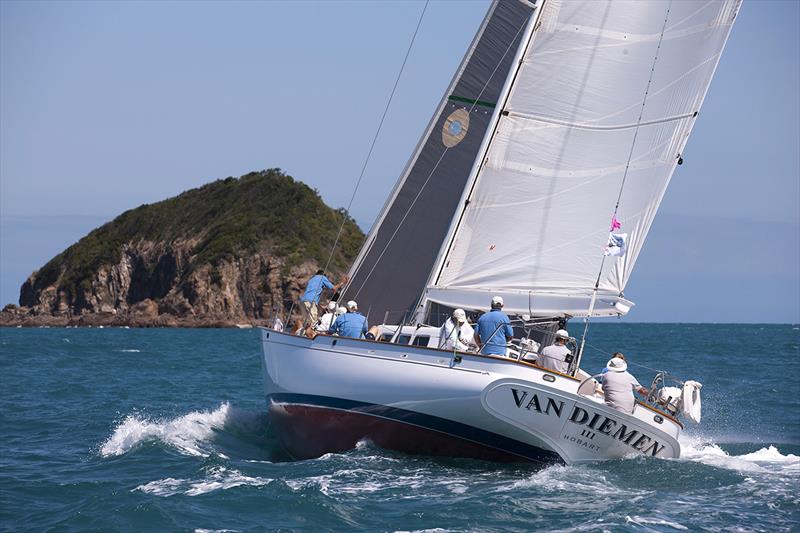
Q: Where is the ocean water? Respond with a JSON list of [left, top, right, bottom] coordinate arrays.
[[1, 324, 798, 532]]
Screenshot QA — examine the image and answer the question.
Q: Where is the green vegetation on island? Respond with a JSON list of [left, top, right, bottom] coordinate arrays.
[[31, 169, 364, 302]]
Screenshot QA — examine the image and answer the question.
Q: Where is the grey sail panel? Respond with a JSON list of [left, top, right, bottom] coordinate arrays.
[[342, 0, 534, 324]]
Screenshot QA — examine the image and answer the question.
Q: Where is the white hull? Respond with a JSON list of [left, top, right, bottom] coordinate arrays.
[[260, 328, 681, 464]]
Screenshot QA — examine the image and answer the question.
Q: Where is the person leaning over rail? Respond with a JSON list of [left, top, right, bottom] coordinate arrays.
[[328, 300, 368, 339], [474, 296, 513, 355], [537, 329, 573, 373], [439, 308, 475, 351], [300, 269, 347, 326], [600, 357, 649, 414]]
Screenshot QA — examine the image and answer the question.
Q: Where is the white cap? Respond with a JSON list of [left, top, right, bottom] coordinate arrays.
[[556, 329, 570, 340], [606, 357, 628, 372], [326, 301, 337, 311], [336, 306, 347, 315], [346, 300, 358, 311], [452, 308, 466, 323], [491, 295, 504, 308]]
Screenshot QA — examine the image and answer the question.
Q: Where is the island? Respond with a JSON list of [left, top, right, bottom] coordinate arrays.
[[1, 169, 364, 327]]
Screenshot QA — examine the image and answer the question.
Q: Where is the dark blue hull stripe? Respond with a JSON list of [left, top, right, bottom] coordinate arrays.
[[268, 392, 563, 464]]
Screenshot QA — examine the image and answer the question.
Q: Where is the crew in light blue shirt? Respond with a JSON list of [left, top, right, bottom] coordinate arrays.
[[299, 270, 347, 328], [475, 296, 513, 355], [329, 300, 368, 339], [301, 270, 335, 304]]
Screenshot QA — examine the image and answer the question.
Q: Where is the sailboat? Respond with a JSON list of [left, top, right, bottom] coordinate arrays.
[[260, 0, 740, 464]]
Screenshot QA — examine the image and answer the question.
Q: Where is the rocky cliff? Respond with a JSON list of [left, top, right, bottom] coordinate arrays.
[[2, 169, 363, 327]]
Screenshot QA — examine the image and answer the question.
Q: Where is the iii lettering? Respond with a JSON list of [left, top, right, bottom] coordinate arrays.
[[580, 429, 596, 439]]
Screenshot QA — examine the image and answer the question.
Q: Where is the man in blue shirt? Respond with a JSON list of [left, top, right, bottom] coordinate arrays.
[[474, 296, 513, 355], [328, 300, 368, 339], [300, 269, 346, 326]]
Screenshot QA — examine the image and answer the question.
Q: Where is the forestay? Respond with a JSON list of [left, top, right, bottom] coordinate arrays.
[[429, 0, 741, 316]]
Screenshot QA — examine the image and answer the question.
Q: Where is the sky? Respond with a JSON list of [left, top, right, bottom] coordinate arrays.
[[1, 0, 798, 322]]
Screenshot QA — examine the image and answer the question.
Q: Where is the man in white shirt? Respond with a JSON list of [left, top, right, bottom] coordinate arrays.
[[315, 301, 337, 333], [601, 357, 649, 413], [537, 329, 572, 373], [439, 309, 475, 351]]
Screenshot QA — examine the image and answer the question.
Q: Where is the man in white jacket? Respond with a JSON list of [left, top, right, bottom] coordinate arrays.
[[315, 301, 337, 333], [439, 309, 475, 351], [601, 357, 649, 414]]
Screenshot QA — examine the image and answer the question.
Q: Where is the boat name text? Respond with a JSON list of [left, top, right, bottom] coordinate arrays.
[[510, 388, 665, 457]]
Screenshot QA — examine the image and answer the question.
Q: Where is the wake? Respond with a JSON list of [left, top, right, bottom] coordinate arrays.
[[100, 403, 798, 480], [135, 465, 273, 497], [677, 435, 799, 475]]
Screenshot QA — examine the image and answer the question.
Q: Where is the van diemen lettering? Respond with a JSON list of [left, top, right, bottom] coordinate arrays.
[[511, 388, 665, 457]]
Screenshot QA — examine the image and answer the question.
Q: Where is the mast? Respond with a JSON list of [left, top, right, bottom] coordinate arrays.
[[416, 0, 547, 323], [339, 0, 537, 324], [341, 2, 499, 295]]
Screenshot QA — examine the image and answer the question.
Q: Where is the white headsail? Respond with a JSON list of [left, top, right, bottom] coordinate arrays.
[[426, 0, 741, 317]]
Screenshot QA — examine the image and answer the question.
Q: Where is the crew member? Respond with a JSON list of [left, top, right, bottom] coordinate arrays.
[[315, 301, 338, 333], [537, 329, 572, 373], [328, 300, 368, 339], [601, 357, 649, 414], [439, 308, 474, 351], [474, 296, 513, 355], [300, 270, 347, 326], [601, 352, 625, 374]]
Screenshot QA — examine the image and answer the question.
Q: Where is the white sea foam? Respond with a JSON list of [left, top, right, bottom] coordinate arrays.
[[115, 349, 141, 353], [283, 467, 433, 497], [100, 403, 232, 457], [626, 516, 688, 530], [498, 464, 642, 499], [393, 529, 455, 533], [678, 435, 800, 474], [136, 466, 272, 497]]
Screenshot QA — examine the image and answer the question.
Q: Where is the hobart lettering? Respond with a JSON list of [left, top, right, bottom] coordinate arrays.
[[509, 388, 665, 457]]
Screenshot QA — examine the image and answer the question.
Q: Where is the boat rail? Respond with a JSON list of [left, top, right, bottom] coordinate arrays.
[[262, 326, 682, 428], [575, 372, 684, 429]]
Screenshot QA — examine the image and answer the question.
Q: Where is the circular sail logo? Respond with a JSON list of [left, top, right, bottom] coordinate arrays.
[[442, 108, 470, 148]]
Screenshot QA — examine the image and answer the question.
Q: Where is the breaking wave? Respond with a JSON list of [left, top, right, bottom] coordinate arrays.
[[99, 403, 273, 459]]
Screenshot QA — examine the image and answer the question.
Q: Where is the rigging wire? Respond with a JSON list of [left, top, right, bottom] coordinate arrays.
[[323, 0, 430, 273], [579, 338, 681, 379], [351, 12, 532, 300], [578, 1, 673, 356], [512, 315, 680, 379]]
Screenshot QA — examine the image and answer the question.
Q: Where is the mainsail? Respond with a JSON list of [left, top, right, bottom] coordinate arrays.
[[426, 0, 741, 317], [341, 0, 536, 323]]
